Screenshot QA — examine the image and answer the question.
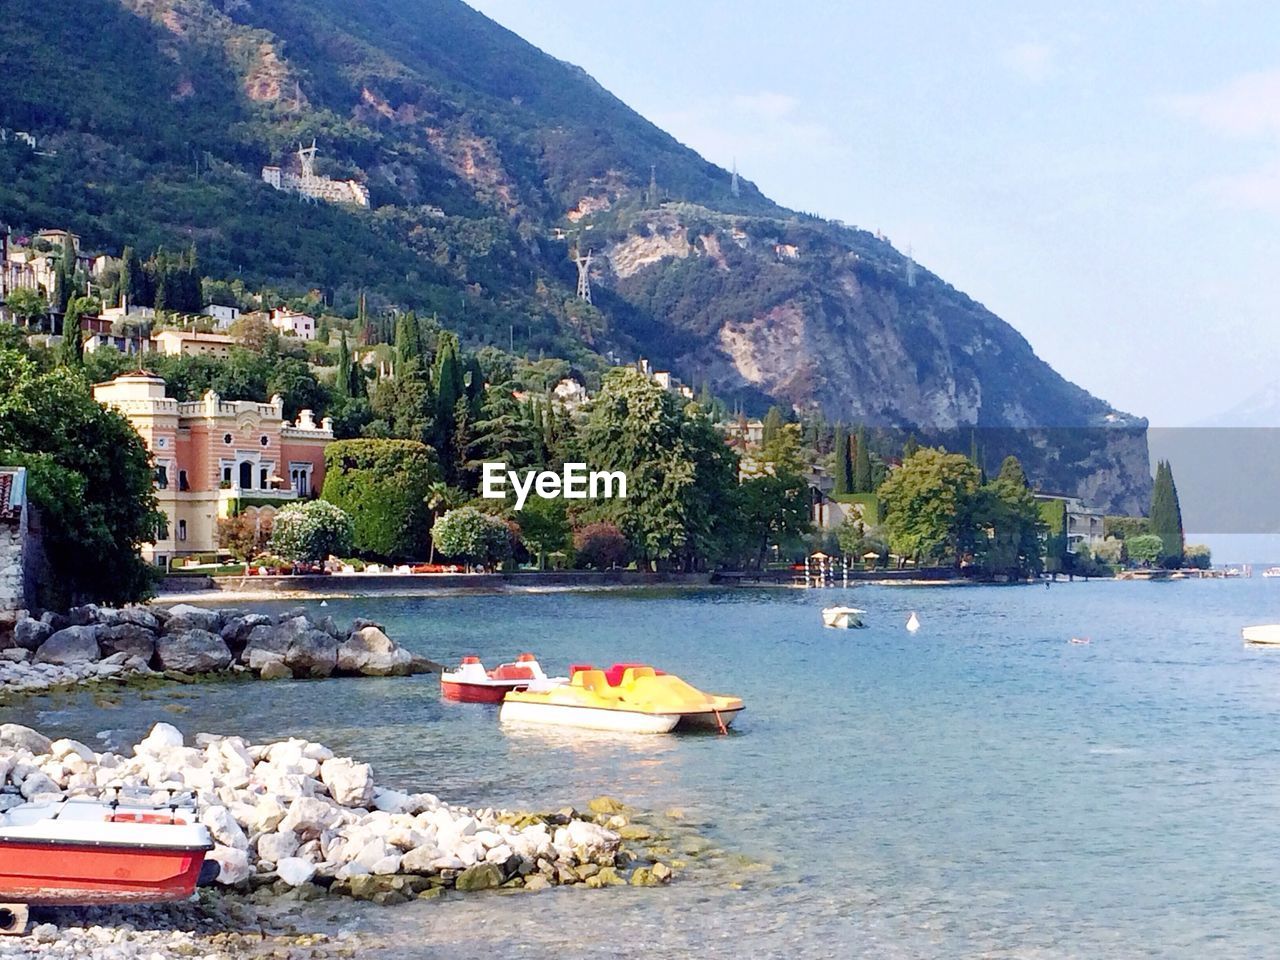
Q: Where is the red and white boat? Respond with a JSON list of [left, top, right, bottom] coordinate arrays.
[[0, 794, 215, 933], [440, 653, 564, 703]]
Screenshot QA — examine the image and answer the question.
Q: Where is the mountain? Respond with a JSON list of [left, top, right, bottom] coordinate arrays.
[[1195, 383, 1280, 427], [0, 0, 1151, 512]]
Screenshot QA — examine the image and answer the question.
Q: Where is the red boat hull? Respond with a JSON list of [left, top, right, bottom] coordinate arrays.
[[440, 680, 519, 703], [0, 841, 208, 905]]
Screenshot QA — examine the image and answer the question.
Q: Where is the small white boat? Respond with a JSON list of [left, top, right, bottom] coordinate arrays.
[[1243, 624, 1280, 645], [1263, 568, 1280, 578], [822, 606, 866, 629], [906, 612, 921, 633]]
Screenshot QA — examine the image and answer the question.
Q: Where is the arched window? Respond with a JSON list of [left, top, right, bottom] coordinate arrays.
[[239, 461, 253, 489]]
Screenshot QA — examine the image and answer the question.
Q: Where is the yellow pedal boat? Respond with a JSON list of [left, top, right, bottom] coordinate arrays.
[[499, 664, 744, 734]]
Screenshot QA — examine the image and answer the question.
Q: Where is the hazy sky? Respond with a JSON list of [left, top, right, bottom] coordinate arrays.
[[468, 1, 1280, 427]]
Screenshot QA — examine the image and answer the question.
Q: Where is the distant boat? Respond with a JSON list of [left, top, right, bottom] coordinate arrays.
[[1069, 637, 1091, 645], [906, 611, 921, 633], [1243, 624, 1280, 645], [1263, 568, 1280, 578], [822, 607, 866, 629]]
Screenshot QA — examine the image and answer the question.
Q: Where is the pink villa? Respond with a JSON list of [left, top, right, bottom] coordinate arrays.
[[93, 373, 334, 567]]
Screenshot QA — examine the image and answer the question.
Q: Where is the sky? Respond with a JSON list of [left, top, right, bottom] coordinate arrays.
[[467, 0, 1280, 429]]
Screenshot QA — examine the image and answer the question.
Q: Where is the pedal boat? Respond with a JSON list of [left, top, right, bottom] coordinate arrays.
[[499, 664, 744, 734], [822, 606, 866, 629], [440, 653, 563, 703], [0, 795, 215, 914]]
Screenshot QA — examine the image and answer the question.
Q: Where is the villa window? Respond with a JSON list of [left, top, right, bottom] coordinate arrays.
[[222, 465, 232, 486], [179, 470, 189, 492], [155, 465, 168, 489], [260, 467, 269, 489], [239, 461, 253, 490], [178, 520, 187, 542]]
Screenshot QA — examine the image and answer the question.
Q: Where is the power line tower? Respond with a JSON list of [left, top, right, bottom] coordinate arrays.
[[731, 159, 740, 198], [297, 140, 318, 181], [574, 249, 593, 304]]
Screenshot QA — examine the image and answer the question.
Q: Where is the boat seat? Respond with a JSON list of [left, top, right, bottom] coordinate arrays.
[[568, 663, 595, 678], [605, 662, 654, 686], [619, 666, 657, 686]]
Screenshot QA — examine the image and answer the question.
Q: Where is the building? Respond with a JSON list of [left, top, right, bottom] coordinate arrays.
[[202, 303, 241, 329], [1035, 493, 1107, 555], [0, 467, 33, 618], [261, 142, 370, 208], [268, 308, 317, 341], [552, 378, 590, 410], [92, 374, 334, 566], [82, 315, 151, 355], [151, 329, 238, 358]]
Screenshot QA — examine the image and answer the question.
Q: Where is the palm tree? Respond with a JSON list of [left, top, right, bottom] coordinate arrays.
[[424, 482, 469, 562]]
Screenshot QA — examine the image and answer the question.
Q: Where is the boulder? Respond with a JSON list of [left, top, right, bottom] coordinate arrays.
[[155, 630, 232, 673], [0, 723, 52, 755], [279, 797, 343, 839], [276, 856, 317, 887], [33, 626, 100, 665], [116, 607, 160, 632], [336, 627, 413, 677], [162, 604, 222, 634], [98, 623, 156, 661], [220, 614, 272, 651], [136, 722, 184, 754], [209, 844, 251, 885], [12, 617, 52, 651], [350, 618, 386, 634], [66, 604, 102, 627], [285, 630, 338, 679], [0, 648, 30, 662], [201, 804, 249, 850], [258, 660, 292, 680], [455, 862, 504, 891], [257, 831, 300, 863], [241, 624, 289, 670], [276, 608, 312, 626], [320, 757, 374, 807]]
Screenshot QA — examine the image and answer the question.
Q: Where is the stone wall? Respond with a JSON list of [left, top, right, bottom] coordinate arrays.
[[0, 467, 31, 622]]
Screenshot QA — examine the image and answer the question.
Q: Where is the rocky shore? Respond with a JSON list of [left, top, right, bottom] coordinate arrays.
[[0, 605, 434, 699]]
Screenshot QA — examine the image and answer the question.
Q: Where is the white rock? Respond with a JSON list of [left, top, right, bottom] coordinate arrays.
[[200, 804, 249, 850], [209, 844, 251, 884], [257, 831, 300, 862], [370, 854, 402, 875], [320, 756, 374, 807], [275, 856, 317, 887], [49, 738, 96, 763], [136, 723, 184, 754], [372, 787, 413, 813], [279, 796, 342, 839]]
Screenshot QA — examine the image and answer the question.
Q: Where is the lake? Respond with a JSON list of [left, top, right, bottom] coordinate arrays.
[[8, 579, 1280, 958]]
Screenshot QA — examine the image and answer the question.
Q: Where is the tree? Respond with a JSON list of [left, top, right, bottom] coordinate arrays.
[[852, 424, 872, 493], [431, 506, 511, 569], [759, 421, 806, 477], [517, 497, 571, 569], [1149, 459, 1184, 568], [1184, 543, 1212, 570], [0, 349, 162, 607], [734, 472, 811, 568], [1094, 537, 1125, 565], [394, 311, 424, 374], [433, 331, 465, 471], [878, 447, 981, 566], [831, 422, 851, 495], [5, 287, 48, 329], [58, 297, 88, 367], [582, 368, 738, 569], [902, 433, 920, 460], [424, 481, 469, 561], [217, 512, 272, 562], [320, 439, 437, 560], [120, 246, 146, 308], [269, 500, 354, 563], [335, 331, 353, 400], [573, 522, 629, 569], [1126, 533, 1164, 567], [761, 406, 785, 446], [970, 456, 1045, 578]]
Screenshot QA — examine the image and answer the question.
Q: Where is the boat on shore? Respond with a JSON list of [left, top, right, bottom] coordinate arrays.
[[0, 794, 215, 933], [822, 606, 866, 629], [500, 664, 744, 734], [440, 653, 562, 703], [1264, 568, 1280, 579], [1243, 624, 1280, 645]]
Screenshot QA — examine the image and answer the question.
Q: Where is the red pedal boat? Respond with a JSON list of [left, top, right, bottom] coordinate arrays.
[[0, 794, 215, 933], [440, 653, 564, 703]]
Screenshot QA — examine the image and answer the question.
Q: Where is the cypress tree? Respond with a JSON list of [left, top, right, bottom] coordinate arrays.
[[58, 299, 84, 366], [853, 424, 872, 493], [903, 433, 920, 460], [394, 311, 422, 375], [120, 246, 145, 308], [1149, 459, 1184, 567], [762, 406, 785, 446], [832, 422, 850, 495], [336, 331, 352, 400]]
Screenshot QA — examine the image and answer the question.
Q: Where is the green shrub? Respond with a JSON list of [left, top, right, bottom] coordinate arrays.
[[321, 439, 437, 561], [270, 500, 353, 563]]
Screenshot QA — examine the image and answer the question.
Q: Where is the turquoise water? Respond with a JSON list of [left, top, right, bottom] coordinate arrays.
[[9, 580, 1280, 957]]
